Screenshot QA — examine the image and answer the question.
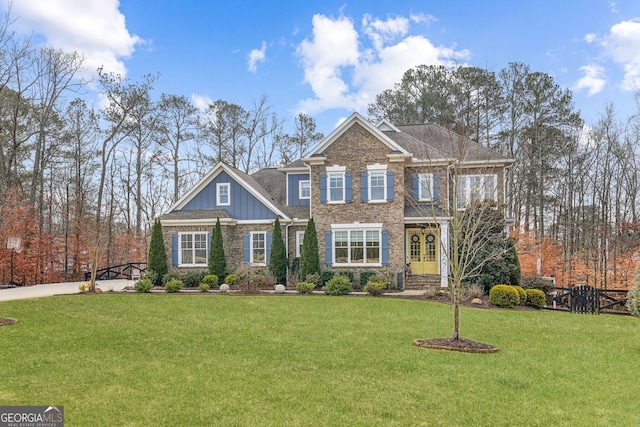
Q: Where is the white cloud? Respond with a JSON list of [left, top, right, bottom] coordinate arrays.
[[410, 12, 437, 26], [584, 33, 597, 44], [295, 13, 470, 115], [247, 41, 267, 73], [3, 0, 142, 79], [601, 19, 640, 91], [573, 65, 607, 95], [191, 93, 213, 112]]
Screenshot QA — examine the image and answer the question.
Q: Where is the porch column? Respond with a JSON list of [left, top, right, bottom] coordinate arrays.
[[439, 222, 449, 287]]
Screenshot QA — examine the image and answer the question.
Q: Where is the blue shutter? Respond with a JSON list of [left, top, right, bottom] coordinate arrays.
[[345, 173, 352, 202], [361, 172, 368, 202], [412, 175, 419, 200], [243, 233, 250, 264], [266, 232, 272, 263], [320, 173, 327, 203], [325, 230, 333, 266], [381, 230, 389, 266], [172, 234, 179, 266], [207, 232, 211, 262], [433, 175, 441, 200], [386, 171, 394, 202]]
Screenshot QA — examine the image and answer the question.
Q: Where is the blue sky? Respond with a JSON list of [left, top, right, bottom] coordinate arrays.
[[3, 0, 640, 133]]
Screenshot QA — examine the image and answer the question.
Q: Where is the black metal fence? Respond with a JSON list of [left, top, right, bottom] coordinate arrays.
[[548, 285, 629, 315], [84, 262, 147, 282]]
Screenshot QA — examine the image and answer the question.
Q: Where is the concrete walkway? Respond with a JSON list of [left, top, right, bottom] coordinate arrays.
[[0, 279, 132, 302]]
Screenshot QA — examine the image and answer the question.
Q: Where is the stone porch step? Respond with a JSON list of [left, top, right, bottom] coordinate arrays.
[[405, 274, 441, 291]]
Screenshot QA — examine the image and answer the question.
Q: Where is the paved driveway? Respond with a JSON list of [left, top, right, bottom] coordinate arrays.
[[0, 280, 132, 302]]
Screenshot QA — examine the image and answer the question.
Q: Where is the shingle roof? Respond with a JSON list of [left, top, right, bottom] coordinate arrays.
[[251, 168, 311, 220], [386, 124, 511, 164]]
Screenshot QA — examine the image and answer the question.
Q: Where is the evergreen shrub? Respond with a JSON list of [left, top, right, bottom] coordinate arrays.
[[296, 282, 315, 294], [489, 284, 519, 307], [164, 279, 183, 293], [525, 289, 546, 309], [323, 276, 352, 296]]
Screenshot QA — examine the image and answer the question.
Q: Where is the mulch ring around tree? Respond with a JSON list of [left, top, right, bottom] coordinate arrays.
[[0, 318, 18, 326], [413, 337, 499, 353]]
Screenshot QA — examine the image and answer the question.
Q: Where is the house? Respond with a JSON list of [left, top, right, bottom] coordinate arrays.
[[158, 112, 513, 288]]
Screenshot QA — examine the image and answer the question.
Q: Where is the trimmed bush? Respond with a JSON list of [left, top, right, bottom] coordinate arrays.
[[182, 270, 206, 288], [201, 274, 218, 287], [198, 283, 210, 292], [299, 218, 320, 280], [224, 273, 240, 286], [142, 270, 159, 287], [305, 273, 321, 287], [339, 271, 354, 285], [134, 278, 153, 293], [512, 285, 527, 305], [164, 279, 183, 293], [208, 218, 227, 279], [320, 270, 335, 287], [363, 279, 387, 296], [323, 276, 352, 296], [489, 284, 519, 307], [296, 282, 315, 294], [162, 270, 180, 285], [525, 289, 546, 309], [269, 217, 287, 284], [359, 271, 376, 289]]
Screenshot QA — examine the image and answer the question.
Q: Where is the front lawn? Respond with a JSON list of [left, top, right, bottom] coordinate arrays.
[[0, 294, 638, 426]]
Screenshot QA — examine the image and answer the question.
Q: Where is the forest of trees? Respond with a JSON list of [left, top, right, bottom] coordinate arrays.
[[1, 10, 639, 289]]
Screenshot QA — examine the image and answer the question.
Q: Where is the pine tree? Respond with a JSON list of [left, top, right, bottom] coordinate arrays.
[[269, 217, 287, 284], [209, 217, 227, 279], [147, 219, 167, 285], [299, 217, 320, 281]]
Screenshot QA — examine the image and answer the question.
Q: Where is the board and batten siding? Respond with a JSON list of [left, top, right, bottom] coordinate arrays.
[[182, 171, 276, 220]]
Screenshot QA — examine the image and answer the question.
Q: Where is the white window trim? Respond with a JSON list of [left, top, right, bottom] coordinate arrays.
[[457, 174, 497, 209], [369, 171, 386, 203], [178, 232, 208, 266], [296, 230, 305, 257], [331, 225, 382, 267], [217, 182, 230, 206], [250, 231, 267, 265], [328, 172, 345, 204], [299, 180, 310, 200], [418, 173, 434, 201]]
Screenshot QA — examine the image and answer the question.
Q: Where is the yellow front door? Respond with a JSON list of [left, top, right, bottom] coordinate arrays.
[[407, 229, 439, 274]]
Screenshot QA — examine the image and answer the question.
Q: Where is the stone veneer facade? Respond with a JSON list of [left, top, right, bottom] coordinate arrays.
[[310, 123, 406, 282]]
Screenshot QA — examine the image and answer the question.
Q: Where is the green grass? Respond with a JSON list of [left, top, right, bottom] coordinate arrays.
[[1, 294, 639, 426]]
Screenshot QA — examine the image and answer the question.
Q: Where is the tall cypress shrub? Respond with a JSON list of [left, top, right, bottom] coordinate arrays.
[[147, 219, 168, 285], [299, 217, 320, 281], [209, 217, 227, 278], [269, 217, 287, 284]]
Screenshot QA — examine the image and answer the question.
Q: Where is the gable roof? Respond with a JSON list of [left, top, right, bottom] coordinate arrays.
[[304, 112, 411, 159], [166, 162, 291, 221]]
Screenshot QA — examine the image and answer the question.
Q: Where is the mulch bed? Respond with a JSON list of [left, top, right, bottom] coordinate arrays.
[[0, 318, 18, 326], [413, 337, 499, 353]]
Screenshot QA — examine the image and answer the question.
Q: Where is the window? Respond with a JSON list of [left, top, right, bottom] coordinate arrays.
[[296, 231, 305, 257], [418, 174, 433, 201], [332, 229, 381, 265], [251, 232, 266, 264], [217, 183, 230, 206], [180, 232, 208, 265], [329, 173, 344, 202], [369, 172, 386, 201], [299, 180, 310, 200], [457, 174, 497, 209]]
